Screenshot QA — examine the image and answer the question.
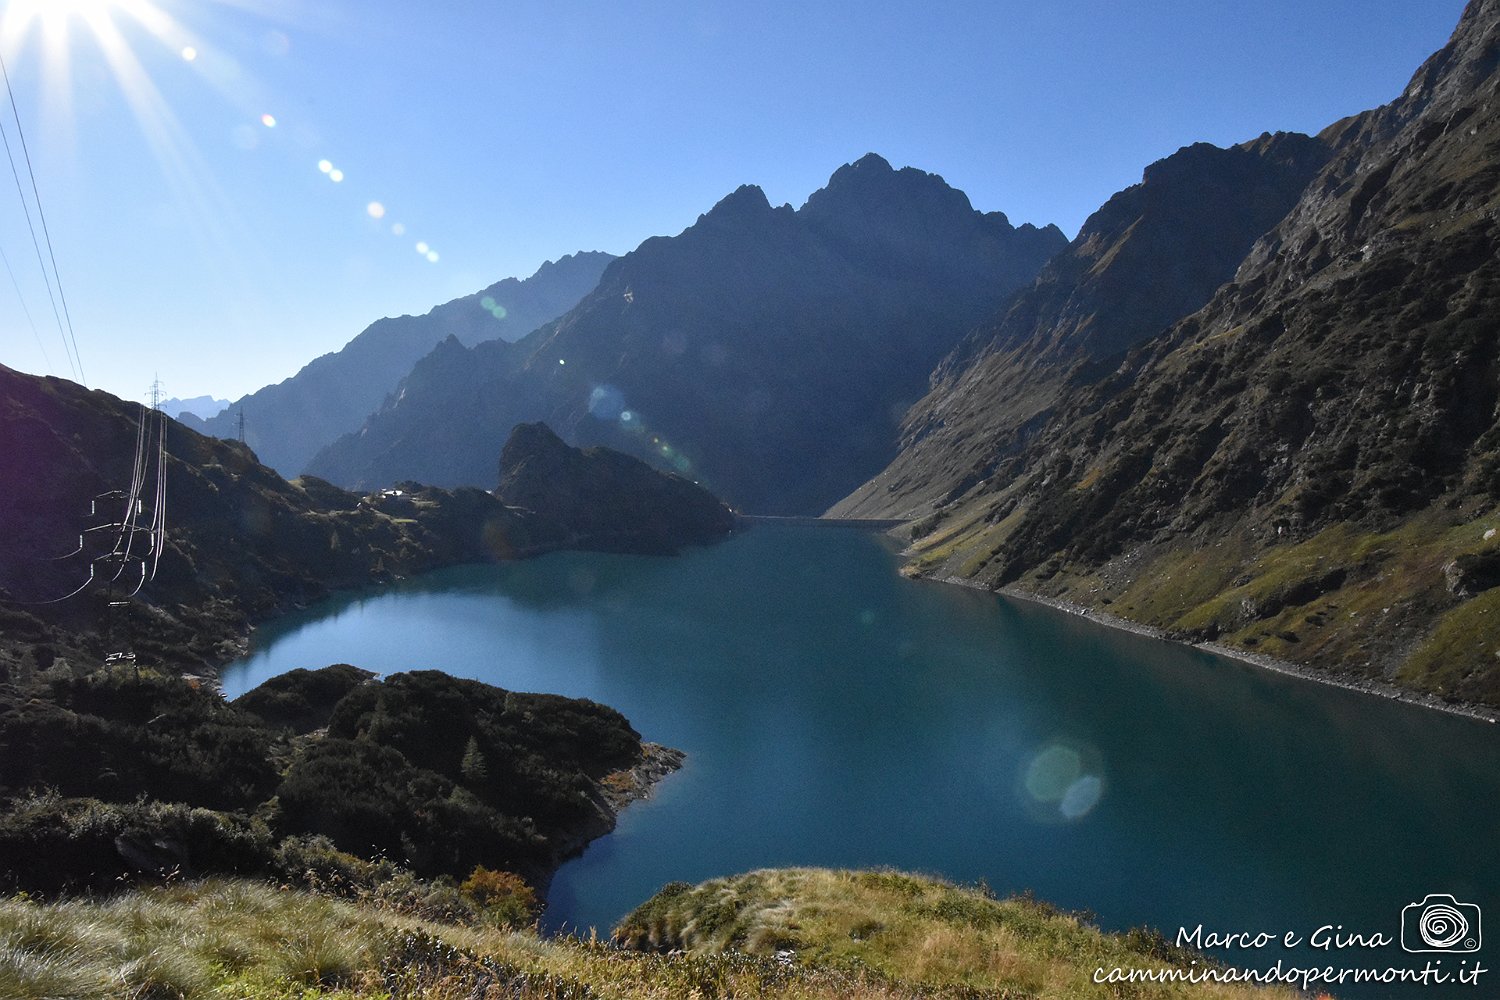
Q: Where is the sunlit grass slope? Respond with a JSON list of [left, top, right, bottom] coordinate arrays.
[[1, 872, 1300, 1000], [616, 868, 1300, 999]]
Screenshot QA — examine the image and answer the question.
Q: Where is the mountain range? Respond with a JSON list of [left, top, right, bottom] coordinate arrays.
[[184, 251, 614, 477], [12, 2, 1500, 710], [856, 0, 1500, 707], [159, 395, 229, 420], [305, 155, 1067, 515], [834, 130, 1335, 518]]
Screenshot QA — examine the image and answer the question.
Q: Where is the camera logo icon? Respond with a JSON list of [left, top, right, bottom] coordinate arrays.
[[1401, 895, 1481, 953]]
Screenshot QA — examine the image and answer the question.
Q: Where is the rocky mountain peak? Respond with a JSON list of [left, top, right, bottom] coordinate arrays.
[[800, 153, 980, 230], [697, 184, 774, 225], [837, 128, 1333, 520], [310, 155, 1064, 513]]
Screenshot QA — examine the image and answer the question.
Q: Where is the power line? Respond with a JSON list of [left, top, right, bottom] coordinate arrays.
[[0, 117, 71, 382], [0, 46, 84, 386], [0, 237, 50, 373]]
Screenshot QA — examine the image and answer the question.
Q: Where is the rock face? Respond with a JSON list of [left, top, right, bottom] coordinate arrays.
[[869, 0, 1500, 708], [496, 422, 736, 555], [308, 155, 1067, 514], [189, 251, 614, 477], [834, 132, 1333, 518], [0, 366, 732, 679]]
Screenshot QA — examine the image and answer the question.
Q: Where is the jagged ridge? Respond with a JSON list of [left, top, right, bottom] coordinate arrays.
[[190, 251, 614, 477], [308, 155, 1067, 514]]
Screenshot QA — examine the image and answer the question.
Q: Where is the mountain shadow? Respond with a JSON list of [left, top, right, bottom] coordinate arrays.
[[308, 155, 1067, 514]]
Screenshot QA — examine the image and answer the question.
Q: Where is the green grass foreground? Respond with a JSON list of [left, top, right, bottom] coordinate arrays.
[[1, 871, 1298, 1000], [617, 868, 1302, 999]]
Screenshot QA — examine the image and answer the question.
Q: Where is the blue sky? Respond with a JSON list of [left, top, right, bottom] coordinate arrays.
[[0, 0, 1472, 404]]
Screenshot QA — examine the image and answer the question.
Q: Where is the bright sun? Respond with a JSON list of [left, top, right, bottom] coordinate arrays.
[[7, 0, 128, 36], [0, 0, 205, 200]]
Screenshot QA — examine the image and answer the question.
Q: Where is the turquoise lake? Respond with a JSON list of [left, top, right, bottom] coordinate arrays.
[[222, 525, 1500, 991]]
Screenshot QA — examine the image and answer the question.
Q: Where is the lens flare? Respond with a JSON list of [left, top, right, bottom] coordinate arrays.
[[259, 113, 275, 128], [588, 385, 626, 421], [180, 46, 197, 61], [328, 168, 344, 183], [366, 201, 385, 219], [415, 241, 429, 254], [1020, 740, 1106, 822], [391, 222, 405, 235], [317, 159, 333, 173], [425, 250, 439, 263]]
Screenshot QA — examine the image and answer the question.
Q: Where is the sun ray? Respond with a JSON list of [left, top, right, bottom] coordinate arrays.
[[83, 5, 267, 291], [0, 0, 285, 352]]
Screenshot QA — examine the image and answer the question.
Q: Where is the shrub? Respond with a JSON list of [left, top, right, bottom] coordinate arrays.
[[459, 866, 537, 928], [0, 794, 275, 895], [232, 663, 375, 733], [1, 670, 279, 810], [275, 738, 540, 877]]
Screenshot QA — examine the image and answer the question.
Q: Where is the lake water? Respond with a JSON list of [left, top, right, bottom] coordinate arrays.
[[222, 526, 1500, 992]]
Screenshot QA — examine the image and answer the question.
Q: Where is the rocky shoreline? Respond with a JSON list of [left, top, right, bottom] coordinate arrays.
[[537, 742, 685, 901], [600, 742, 687, 814], [922, 572, 1500, 725]]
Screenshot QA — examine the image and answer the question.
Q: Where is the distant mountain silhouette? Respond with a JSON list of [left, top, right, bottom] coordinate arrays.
[[160, 395, 230, 421], [309, 155, 1066, 514], [191, 251, 614, 477]]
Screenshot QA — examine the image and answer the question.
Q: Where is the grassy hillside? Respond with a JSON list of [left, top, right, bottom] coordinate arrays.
[[617, 869, 1297, 1000], [0, 872, 1295, 1000]]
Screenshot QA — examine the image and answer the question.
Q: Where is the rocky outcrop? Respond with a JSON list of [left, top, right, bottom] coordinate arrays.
[[496, 422, 735, 555], [190, 252, 613, 477], [874, 0, 1500, 708], [308, 155, 1067, 514]]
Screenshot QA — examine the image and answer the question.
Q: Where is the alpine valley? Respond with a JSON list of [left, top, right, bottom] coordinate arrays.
[[841, 0, 1500, 710], [3, 4, 1500, 999]]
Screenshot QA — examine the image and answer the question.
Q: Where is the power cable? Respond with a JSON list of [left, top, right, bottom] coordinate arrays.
[[0, 238, 50, 373], [0, 46, 84, 385]]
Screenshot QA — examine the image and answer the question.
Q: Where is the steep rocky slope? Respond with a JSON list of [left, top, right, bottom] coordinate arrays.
[[835, 133, 1333, 518], [187, 251, 613, 477], [0, 365, 730, 679], [308, 155, 1067, 514], [878, 0, 1500, 708]]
